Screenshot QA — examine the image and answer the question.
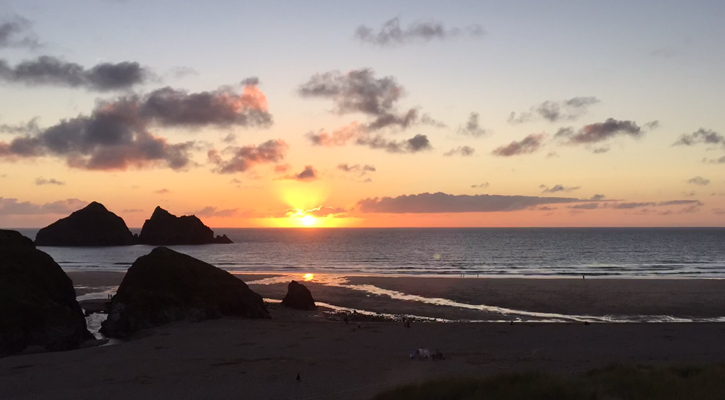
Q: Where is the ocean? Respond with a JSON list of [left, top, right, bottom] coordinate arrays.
[[14, 228, 725, 278]]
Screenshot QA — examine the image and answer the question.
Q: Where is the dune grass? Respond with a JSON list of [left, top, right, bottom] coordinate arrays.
[[371, 364, 725, 400]]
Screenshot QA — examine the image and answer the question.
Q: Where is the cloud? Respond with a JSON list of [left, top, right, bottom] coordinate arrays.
[[703, 156, 725, 164], [280, 165, 318, 182], [569, 203, 599, 210], [221, 133, 237, 143], [208, 139, 288, 174], [457, 113, 489, 138], [356, 192, 584, 213], [606, 200, 702, 209], [491, 134, 546, 156], [713, 208, 725, 215], [188, 206, 238, 218], [541, 184, 580, 194], [356, 133, 432, 153], [122, 208, 143, 213], [337, 163, 376, 176], [0, 118, 40, 135], [591, 146, 610, 154], [35, 177, 64, 186], [420, 113, 447, 128], [285, 206, 349, 218], [555, 118, 649, 144], [154, 188, 171, 194], [0, 82, 272, 170], [354, 17, 484, 47], [509, 97, 599, 123], [0, 197, 86, 215], [306, 123, 363, 146], [687, 176, 710, 186], [0, 15, 40, 49], [444, 146, 475, 157], [546, 151, 559, 158], [0, 56, 151, 91], [471, 182, 489, 189], [674, 128, 725, 148], [298, 69, 427, 131], [274, 163, 292, 174], [590, 194, 606, 201], [538, 206, 557, 211]]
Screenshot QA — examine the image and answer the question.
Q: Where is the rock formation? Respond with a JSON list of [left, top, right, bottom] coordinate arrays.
[[0, 230, 93, 355], [35, 201, 135, 246], [281, 281, 317, 310], [100, 247, 268, 338], [138, 207, 233, 245]]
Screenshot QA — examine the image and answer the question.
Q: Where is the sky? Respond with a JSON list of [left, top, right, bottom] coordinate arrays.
[[1, 0, 724, 228]]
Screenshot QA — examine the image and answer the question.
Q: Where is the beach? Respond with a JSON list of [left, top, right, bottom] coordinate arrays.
[[2, 272, 725, 400]]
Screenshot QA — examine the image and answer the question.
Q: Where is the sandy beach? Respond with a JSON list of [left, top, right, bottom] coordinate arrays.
[[3, 272, 725, 399]]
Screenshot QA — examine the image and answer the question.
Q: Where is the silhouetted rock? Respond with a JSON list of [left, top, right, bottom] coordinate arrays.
[[0, 230, 93, 355], [35, 201, 135, 247], [281, 281, 317, 310], [138, 207, 233, 245], [100, 247, 269, 338]]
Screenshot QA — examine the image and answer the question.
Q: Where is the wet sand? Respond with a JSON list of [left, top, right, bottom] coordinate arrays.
[[2, 272, 723, 400]]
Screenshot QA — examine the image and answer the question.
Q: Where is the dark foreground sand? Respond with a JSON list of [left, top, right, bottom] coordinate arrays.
[[3, 272, 725, 400]]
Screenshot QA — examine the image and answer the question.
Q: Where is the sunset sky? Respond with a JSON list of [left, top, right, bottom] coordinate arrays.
[[1, 0, 724, 228]]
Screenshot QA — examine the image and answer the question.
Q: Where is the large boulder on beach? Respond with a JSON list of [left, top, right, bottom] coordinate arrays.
[[35, 201, 135, 247], [0, 230, 93, 355], [138, 206, 233, 245], [100, 247, 268, 338], [281, 281, 317, 310]]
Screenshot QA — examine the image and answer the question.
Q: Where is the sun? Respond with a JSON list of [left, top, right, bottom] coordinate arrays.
[[301, 215, 316, 226]]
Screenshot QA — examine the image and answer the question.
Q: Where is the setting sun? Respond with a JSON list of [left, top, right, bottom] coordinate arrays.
[[301, 215, 316, 226]]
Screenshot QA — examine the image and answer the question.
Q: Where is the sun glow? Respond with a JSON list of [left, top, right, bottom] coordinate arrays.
[[303, 273, 314, 282], [301, 215, 316, 226]]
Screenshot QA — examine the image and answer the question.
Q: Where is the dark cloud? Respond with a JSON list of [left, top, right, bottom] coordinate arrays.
[[0, 56, 151, 91], [0, 118, 40, 135], [509, 97, 599, 123], [354, 17, 484, 47], [457, 113, 489, 138], [356, 192, 584, 213], [188, 206, 238, 218], [0, 197, 86, 215], [298, 69, 428, 131], [208, 139, 288, 174], [674, 128, 725, 148], [337, 163, 376, 175], [491, 134, 545, 157], [687, 176, 710, 186], [154, 188, 171, 194], [0, 15, 39, 49], [471, 182, 489, 189], [356, 133, 432, 153], [0, 83, 272, 170], [556, 118, 647, 144], [35, 177, 64, 186], [606, 200, 702, 209], [281, 165, 319, 182], [658, 200, 702, 206], [240, 77, 259, 86], [541, 184, 580, 194], [444, 146, 475, 157], [590, 194, 606, 201]]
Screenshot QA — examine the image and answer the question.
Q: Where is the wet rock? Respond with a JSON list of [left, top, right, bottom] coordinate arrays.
[[100, 247, 268, 338], [281, 281, 317, 310], [0, 230, 93, 355], [35, 201, 135, 246]]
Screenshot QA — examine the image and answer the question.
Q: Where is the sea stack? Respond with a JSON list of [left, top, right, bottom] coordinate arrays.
[[35, 201, 135, 247], [0, 230, 93, 355], [138, 206, 233, 245], [281, 281, 317, 310], [100, 247, 269, 338]]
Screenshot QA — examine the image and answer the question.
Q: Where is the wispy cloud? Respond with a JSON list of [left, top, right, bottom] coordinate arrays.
[[356, 192, 584, 213], [492, 134, 546, 156], [674, 128, 724, 148], [509, 97, 599, 123], [0, 197, 86, 215], [457, 113, 489, 138], [540, 184, 581, 194], [0, 15, 40, 49], [35, 177, 64, 186], [555, 118, 651, 145], [471, 182, 489, 189], [354, 17, 484, 47], [686, 176, 710, 186], [444, 146, 475, 157]]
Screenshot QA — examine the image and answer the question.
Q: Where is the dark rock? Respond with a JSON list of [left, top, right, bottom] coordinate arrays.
[[281, 281, 317, 310], [35, 201, 135, 247], [100, 247, 268, 338], [0, 230, 93, 355], [138, 207, 233, 245]]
